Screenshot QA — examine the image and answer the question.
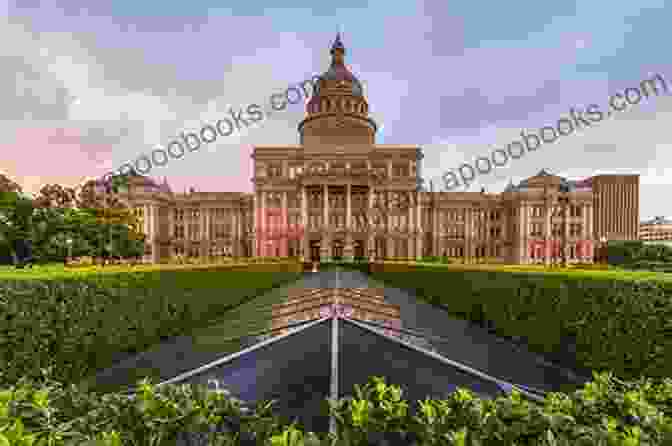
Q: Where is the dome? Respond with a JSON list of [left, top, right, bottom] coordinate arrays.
[[299, 33, 377, 145], [312, 33, 364, 98], [315, 64, 363, 96]]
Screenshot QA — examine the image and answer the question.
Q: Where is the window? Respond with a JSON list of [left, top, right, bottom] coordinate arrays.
[[531, 223, 543, 237], [490, 226, 502, 238], [570, 224, 582, 237], [531, 206, 544, 217]]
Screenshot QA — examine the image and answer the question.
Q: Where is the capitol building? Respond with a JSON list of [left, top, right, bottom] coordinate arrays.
[[116, 35, 639, 264]]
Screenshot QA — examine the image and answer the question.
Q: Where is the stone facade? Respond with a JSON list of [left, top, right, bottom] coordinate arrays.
[[111, 35, 639, 265], [270, 288, 402, 337], [640, 216, 672, 243]]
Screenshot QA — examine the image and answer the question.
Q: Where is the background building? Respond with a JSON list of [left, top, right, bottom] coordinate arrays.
[[640, 216, 672, 246], [111, 35, 639, 265], [592, 175, 640, 242]]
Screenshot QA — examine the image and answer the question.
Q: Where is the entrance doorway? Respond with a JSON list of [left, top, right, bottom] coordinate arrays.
[[332, 240, 344, 260], [375, 237, 387, 259], [310, 240, 321, 262], [354, 240, 364, 259]]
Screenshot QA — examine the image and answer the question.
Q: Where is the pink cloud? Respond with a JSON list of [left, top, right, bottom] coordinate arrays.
[[3, 126, 115, 194]]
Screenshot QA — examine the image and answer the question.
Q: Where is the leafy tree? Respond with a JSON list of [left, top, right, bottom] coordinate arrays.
[[34, 183, 76, 209], [0, 190, 35, 266], [0, 173, 22, 194]]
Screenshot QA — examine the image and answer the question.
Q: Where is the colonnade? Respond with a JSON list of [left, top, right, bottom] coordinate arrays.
[[253, 185, 424, 261]]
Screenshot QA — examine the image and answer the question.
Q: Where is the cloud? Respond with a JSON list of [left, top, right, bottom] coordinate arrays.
[[2, 1, 670, 221], [426, 92, 672, 218]]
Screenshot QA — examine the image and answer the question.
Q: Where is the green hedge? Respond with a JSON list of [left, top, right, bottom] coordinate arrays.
[[1, 372, 670, 445], [627, 261, 672, 273], [0, 262, 302, 388], [366, 264, 672, 381]]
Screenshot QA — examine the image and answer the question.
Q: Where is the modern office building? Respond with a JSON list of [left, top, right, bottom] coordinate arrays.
[[109, 35, 639, 264], [592, 175, 640, 242]]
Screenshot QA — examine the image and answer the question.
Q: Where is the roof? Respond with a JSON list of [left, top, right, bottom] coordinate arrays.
[[507, 171, 593, 193], [311, 34, 364, 99], [641, 216, 672, 225]]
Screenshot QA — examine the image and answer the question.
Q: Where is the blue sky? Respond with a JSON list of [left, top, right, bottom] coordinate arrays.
[[1, 0, 671, 219]]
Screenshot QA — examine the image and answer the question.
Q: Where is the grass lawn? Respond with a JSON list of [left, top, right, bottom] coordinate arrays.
[[0, 260, 290, 280]]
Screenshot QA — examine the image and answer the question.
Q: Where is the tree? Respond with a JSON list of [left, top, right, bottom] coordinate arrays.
[[0, 174, 22, 194], [0, 190, 35, 266], [72, 173, 138, 265], [34, 183, 76, 209]]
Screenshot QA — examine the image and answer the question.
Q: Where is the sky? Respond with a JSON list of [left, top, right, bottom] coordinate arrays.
[[1, 0, 671, 220]]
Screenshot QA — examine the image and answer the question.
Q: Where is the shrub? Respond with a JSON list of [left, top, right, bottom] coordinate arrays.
[[1, 372, 670, 445], [368, 263, 672, 380], [0, 263, 302, 388]]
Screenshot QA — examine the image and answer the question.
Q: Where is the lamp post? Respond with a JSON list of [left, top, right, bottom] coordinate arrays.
[[65, 237, 73, 266], [600, 236, 608, 264]]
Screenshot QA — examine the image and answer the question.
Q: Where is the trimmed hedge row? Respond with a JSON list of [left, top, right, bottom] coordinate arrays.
[[365, 263, 672, 381], [0, 262, 302, 389], [1, 372, 670, 445]]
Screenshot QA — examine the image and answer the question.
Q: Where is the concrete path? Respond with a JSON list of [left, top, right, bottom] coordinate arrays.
[[314, 267, 590, 392], [87, 267, 589, 394]]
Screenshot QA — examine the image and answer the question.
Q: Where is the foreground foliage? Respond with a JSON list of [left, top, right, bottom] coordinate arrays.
[[0, 371, 670, 445]]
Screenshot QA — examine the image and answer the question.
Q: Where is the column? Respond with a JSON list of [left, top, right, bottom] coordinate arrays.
[[345, 183, 353, 261], [501, 209, 508, 261], [282, 191, 288, 257], [261, 191, 267, 257], [252, 194, 257, 257], [232, 212, 237, 257], [387, 160, 393, 178], [587, 203, 593, 260], [202, 208, 208, 258], [144, 204, 151, 262], [407, 192, 414, 260], [386, 191, 394, 259], [301, 186, 308, 261], [415, 191, 423, 260], [228, 210, 234, 257], [519, 204, 526, 264], [368, 187, 375, 259], [465, 208, 472, 263], [346, 184, 352, 228], [485, 209, 491, 261], [544, 204, 552, 266], [144, 204, 150, 239], [168, 206, 174, 259], [433, 201, 439, 256], [321, 184, 329, 262], [151, 205, 160, 263], [582, 203, 588, 260], [565, 203, 571, 263]]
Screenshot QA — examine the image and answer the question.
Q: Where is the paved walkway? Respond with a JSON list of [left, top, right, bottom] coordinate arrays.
[[314, 267, 590, 392], [88, 267, 589, 394]]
